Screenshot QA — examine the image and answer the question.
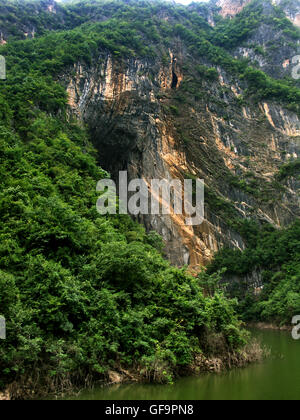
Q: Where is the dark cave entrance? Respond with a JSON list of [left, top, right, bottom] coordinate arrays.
[[171, 70, 178, 89]]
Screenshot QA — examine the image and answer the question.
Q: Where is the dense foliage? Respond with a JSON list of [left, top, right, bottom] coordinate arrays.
[[0, 0, 299, 396], [209, 221, 300, 325], [1, 0, 299, 111], [0, 0, 74, 39], [0, 0, 253, 394], [212, 0, 300, 48]]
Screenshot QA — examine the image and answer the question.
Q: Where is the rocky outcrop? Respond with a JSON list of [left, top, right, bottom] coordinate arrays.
[[0, 0, 67, 42], [64, 51, 217, 267], [1, 0, 299, 269], [273, 0, 300, 27], [216, 0, 252, 17], [63, 38, 300, 268], [0, 390, 10, 400], [216, 0, 300, 25]]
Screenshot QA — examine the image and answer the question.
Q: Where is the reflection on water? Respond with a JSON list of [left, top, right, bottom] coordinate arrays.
[[65, 329, 300, 400]]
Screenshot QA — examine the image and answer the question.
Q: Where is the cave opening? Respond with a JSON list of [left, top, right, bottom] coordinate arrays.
[[171, 70, 178, 89]]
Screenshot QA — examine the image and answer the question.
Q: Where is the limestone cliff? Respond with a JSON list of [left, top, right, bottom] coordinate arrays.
[[215, 0, 300, 25], [273, 0, 300, 27], [216, 0, 252, 17], [3, 0, 299, 269], [64, 43, 300, 268]]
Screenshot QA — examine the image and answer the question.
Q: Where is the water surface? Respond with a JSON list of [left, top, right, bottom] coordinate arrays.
[[67, 329, 300, 400]]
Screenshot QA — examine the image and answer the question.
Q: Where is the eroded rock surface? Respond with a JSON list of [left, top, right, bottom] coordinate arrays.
[[63, 42, 300, 268]]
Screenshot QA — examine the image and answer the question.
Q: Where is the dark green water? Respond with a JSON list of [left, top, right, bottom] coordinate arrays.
[[68, 329, 300, 400]]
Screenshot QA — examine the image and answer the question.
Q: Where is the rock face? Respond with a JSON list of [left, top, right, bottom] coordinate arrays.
[[0, 0, 68, 42], [216, 0, 300, 24], [64, 42, 300, 268], [216, 0, 252, 17], [4, 0, 299, 269], [273, 0, 300, 27], [64, 53, 212, 267]]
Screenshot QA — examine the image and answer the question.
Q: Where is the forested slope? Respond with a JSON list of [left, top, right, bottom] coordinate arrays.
[[0, 0, 299, 398], [0, 0, 258, 398]]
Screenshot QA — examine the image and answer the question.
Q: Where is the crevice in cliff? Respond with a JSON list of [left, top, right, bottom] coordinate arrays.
[[171, 70, 178, 89]]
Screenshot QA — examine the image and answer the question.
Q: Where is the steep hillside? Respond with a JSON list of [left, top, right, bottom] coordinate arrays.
[[46, 0, 300, 268], [0, 0, 299, 397], [1, 0, 299, 289]]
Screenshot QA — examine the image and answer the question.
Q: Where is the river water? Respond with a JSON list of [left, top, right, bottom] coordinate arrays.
[[67, 329, 300, 400]]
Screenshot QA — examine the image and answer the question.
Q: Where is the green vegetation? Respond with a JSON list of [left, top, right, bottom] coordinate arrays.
[[174, 22, 300, 114], [211, 0, 300, 49], [1, 0, 299, 111], [0, 0, 299, 397], [0, 95, 248, 395], [211, 0, 265, 48], [208, 221, 300, 325], [196, 65, 219, 81], [0, 0, 80, 40], [205, 187, 239, 225], [277, 159, 300, 180], [0, 0, 255, 398]]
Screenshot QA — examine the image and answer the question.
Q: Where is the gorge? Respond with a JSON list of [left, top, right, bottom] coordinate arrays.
[[0, 0, 299, 399]]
